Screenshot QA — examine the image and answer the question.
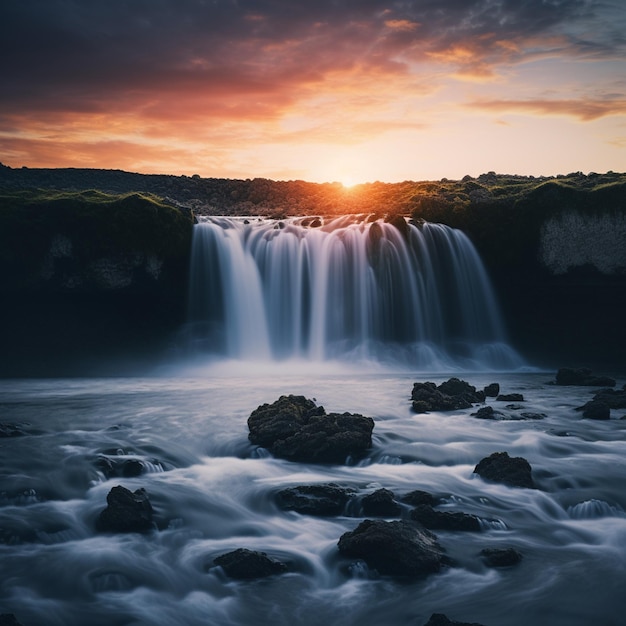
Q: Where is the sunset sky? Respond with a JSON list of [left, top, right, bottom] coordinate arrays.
[[1, 0, 625, 184]]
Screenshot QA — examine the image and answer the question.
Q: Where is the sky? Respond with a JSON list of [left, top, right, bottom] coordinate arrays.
[[1, 0, 626, 185]]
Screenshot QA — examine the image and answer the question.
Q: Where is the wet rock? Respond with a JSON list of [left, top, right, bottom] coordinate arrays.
[[411, 379, 485, 413], [384, 213, 409, 238], [480, 547, 523, 567], [248, 395, 374, 464], [519, 412, 546, 420], [401, 490, 438, 507], [214, 548, 288, 580], [473, 451, 535, 489], [410, 505, 481, 531], [471, 406, 504, 420], [337, 519, 445, 577], [275, 484, 354, 516], [96, 485, 154, 533], [496, 393, 524, 402], [423, 614, 486, 626], [361, 488, 401, 517], [589, 386, 626, 410], [483, 383, 500, 397], [0, 615, 24, 626], [555, 368, 616, 387], [576, 400, 610, 420], [122, 459, 144, 477]]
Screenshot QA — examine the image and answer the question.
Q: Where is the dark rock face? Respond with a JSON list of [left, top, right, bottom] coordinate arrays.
[[473, 452, 535, 488], [248, 395, 374, 463], [214, 548, 288, 580], [401, 490, 438, 507], [361, 488, 401, 517], [337, 519, 445, 577], [555, 368, 616, 387], [480, 547, 523, 567], [95, 456, 148, 479], [96, 486, 154, 533], [423, 613, 486, 626], [576, 400, 611, 420], [410, 505, 481, 532], [496, 393, 524, 402], [483, 383, 500, 397], [411, 379, 485, 413], [275, 484, 354, 516]]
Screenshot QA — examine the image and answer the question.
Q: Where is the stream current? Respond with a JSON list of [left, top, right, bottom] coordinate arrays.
[[1, 369, 625, 626]]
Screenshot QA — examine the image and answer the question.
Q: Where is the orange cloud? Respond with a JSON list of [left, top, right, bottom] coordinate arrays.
[[468, 98, 626, 121]]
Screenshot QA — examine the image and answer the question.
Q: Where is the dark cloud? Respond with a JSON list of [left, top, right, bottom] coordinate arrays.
[[1, 0, 623, 114]]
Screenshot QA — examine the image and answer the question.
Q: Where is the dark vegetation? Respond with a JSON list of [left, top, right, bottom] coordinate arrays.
[[1, 162, 625, 374]]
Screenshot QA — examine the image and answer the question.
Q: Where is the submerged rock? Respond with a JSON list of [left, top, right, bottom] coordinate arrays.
[[275, 484, 355, 516], [361, 488, 401, 517], [473, 451, 535, 489], [248, 395, 374, 463], [410, 505, 481, 531], [555, 368, 616, 387], [0, 423, 29, 438], [411, 378, 485, 413], [480, 547, 523, 567], [214, 548, 288, 580], [423, 614, 486, 626], [96, 485, 154, 533], [337, 519, 445, 577]]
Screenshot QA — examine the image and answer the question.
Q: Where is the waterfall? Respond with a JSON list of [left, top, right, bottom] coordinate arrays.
[[186, 216, 523, 370]]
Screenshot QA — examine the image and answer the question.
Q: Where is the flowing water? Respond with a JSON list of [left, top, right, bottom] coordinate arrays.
[[184, 217, 522, 370], [1, 217, 624, 625], [1, 372, 625, 626]]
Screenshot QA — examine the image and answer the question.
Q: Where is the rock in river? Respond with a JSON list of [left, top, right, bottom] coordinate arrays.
[[96, 485, 154, 533], [248, 395, 374, 463], [337, 519, 445, 577], [473, 451, 535, 489], [410, 504, 481, 531], [214, 548, 288, 580], [275, 484, 355, 516], [411, 378, 485, 413]]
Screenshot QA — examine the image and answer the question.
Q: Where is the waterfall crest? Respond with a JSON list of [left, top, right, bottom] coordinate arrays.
[[186, 216, 523, 370]]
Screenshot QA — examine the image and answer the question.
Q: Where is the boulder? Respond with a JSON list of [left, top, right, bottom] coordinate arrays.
[[411, 379, 485, 413], [401, 490, 438, 507], [555, 368, 616, 387], [361, 488, 401, 517], [410, 505, 481, 531], [214, 548, 288, 580], [480, 547, 523, 567], [588, 386, 626, 409], [471, 406, 504, 420], [496, 393, 524, 402], [473, 452, 535, 488], [423, 614, 485, 626], [248, 395, 374, 463], [96, 485, 154, 533], [275, 484, 354, 516], [337, 519, 445, 577], [483, 383, 500, 397], [575, 400, 610, 420]]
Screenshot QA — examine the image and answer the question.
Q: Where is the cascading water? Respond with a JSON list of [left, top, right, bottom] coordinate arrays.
[[186, 216, 522, 370]]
